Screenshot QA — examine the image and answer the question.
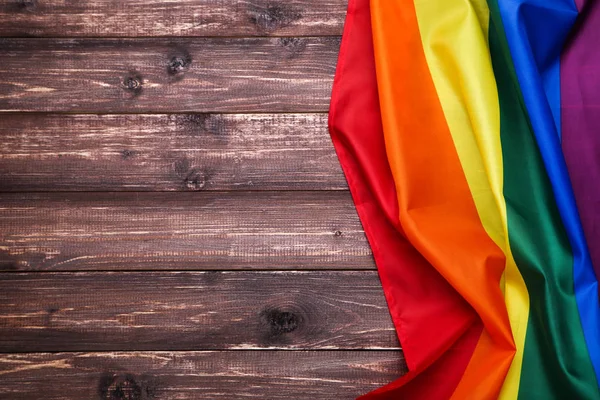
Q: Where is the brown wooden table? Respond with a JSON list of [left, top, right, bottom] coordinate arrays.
[[0, 1, 406, 398]]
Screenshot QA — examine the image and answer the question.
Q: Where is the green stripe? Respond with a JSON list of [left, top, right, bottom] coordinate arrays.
[[488, 5, 599, 398]]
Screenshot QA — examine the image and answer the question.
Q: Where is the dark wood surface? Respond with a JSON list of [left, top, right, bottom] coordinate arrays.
[[0, 271, 398, 351], [0, 38, 338, 113], [0, 113, 346, 191], [0, 192, 373, 270], [0, 1, 406, 398], [0, 351, 407, 400], [0, 0, 346, 37]]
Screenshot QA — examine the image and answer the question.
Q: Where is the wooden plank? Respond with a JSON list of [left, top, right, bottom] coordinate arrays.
[[0, 271, 398, 351], [0, 0, 347, 38], [0, 191, 373, 271], [0, 113, 347, 191], [0, 38, 338, 113], [0, 351, 405, 399]]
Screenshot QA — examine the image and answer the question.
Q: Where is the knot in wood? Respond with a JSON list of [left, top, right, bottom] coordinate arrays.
[[278, 37, 308, 58], [99, 374, 142, 400], [184, 171, 206, 190], [121, 149, 136, 159], [173, 157, 210, 191], [266, 309, 299, 334], [17, 0, 36, 10], [334, 230, 343, 237], [167, 56, 188, 74], [123, 77, 141, 91]]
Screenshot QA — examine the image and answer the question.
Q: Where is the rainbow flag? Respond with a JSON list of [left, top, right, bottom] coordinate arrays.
[[328, 0, 600, 398]]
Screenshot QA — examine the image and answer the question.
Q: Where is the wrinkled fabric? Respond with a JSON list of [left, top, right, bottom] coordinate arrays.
[[329, 0, 600, 398], [562, 1, 600, 382], [329, 0, 481, 397]]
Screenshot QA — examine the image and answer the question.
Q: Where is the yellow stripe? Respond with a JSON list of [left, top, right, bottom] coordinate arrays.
[[412, 0, 529, 397]]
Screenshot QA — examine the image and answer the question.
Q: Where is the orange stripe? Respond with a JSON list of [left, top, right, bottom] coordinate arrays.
[[370, 0, 515, 397], [451, 331, 514, 399]]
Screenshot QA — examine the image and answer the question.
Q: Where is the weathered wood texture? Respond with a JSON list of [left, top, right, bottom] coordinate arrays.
[[0, 113, 347, 191], [0, 1, 406, 397], [0, 351, 405, 399], [0, 0, 347, 37], [0, 38, 338, 113], [0, 271, 398, 351], [0, 191, 373, 271]]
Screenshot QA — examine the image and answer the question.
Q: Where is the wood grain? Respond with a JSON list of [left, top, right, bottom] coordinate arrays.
[[0, 113, 346, 191], [0, 191, 373, 271], [0, 351, 405, 399], [0, 1, 406, 398], [0, 271, 398, 352], [0, 38, 338, 113], [0, 0, 347, 37]]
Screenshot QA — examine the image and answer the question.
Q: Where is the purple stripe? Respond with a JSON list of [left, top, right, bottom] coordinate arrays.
[[562, 0, 600, 278]]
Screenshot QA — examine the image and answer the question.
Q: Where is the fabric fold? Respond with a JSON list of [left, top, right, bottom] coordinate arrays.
[[328, 0, 600, 397], [329, 0, 479, 397]]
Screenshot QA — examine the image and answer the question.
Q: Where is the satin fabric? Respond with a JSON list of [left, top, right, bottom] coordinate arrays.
[[329, 0, 481, 397], [487, 3, 600, 396], [561, 0, 600, 387], [329, 0, 600, 398], [371, 0, 514, 398], [410, 1, 527, 397], [496, 0, 600, 387], [563, 0, 600, 285]]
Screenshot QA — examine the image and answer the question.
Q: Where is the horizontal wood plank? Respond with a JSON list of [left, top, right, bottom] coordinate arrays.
[[0, 0, 347, 37], [0, 38, 338, 113], [0, 351, 405, 399], [0, 271, 398, 351], [0, 113, 347, 191], [0, 191, 373, 271]]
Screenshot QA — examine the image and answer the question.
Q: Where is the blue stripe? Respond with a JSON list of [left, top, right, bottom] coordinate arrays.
[[497, 0, 600, 385]]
